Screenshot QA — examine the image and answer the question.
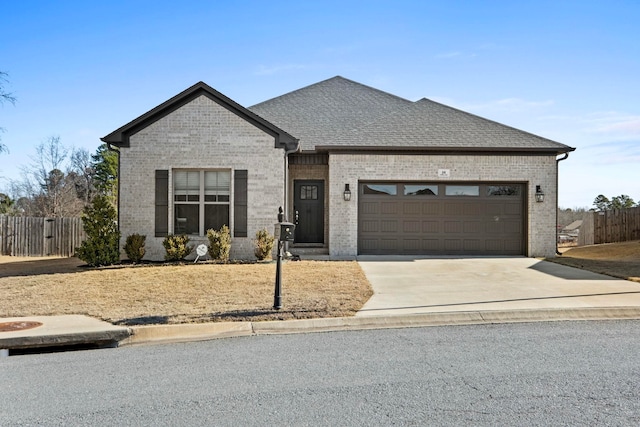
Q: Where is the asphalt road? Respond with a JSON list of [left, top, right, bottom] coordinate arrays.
[[2, 320, 640, 426]]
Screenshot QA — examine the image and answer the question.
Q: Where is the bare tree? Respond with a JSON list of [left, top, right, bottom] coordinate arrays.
[[0, 71, 17, 154], [13, 136, 83, 217], [70, 147, 96, 204]]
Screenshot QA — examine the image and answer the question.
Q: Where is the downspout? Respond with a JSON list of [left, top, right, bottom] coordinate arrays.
[[282, 145, 299, 255], [283, 146, 298, 222], [555, 152, 570, 255]]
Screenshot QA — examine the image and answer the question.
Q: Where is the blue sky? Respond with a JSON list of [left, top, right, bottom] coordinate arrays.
[[1, 0, 639, 208]]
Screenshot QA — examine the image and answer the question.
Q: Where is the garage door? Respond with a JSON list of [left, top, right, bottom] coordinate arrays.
[[358, 182, 525, 255]]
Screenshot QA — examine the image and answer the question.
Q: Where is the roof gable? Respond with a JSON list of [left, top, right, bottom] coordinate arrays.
[[102, 81, 299, 151]]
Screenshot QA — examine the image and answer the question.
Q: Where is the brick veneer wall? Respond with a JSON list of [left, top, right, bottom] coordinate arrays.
[[120, 95, 285, 261], [328, 153, 558, 259]]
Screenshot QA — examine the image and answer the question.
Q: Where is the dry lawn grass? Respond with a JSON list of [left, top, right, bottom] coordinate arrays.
[[0, 256, 373, 325], [547, 240, 640, 283]]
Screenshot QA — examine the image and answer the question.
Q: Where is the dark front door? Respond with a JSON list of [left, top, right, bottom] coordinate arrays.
[[293, 180, 324, 243]]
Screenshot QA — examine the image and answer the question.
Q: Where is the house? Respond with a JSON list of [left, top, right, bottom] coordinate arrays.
[[558, 219, 583, 244], [102, 76, 574, 260]]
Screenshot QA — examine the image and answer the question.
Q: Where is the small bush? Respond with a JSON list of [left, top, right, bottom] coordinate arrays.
[[207, 225, 231, 262], [162, 234, 194, 261], [254, 228, 275, 261], [124, 233, 146, 263], [76, 195, 121, 267]]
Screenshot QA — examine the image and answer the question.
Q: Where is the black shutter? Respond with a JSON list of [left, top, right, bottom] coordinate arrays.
[[155, 170, 169, 237], [234, 170, 248, 237]]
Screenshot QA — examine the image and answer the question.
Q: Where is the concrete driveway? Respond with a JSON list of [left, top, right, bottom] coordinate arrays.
[[356, 257, 640, 317]]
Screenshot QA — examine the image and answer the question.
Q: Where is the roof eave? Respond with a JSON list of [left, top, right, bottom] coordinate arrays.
[[314, 145, 576, 155]]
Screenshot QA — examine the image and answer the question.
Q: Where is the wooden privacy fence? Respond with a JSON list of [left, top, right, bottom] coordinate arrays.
[[579, 207, 640, 245], [0, 216, 86, 257]]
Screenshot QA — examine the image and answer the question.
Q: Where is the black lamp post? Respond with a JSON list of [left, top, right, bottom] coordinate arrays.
[[274, 207, 295, 310], [274, 239, 284, 309]]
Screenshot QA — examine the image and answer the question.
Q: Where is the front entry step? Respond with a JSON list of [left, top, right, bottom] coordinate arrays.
[[289, 246, 329, 260]]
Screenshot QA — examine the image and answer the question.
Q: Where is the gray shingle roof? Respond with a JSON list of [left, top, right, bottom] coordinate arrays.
[[249, 76, 574, 154]]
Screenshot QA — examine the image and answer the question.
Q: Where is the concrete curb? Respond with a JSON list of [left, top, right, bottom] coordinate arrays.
[[120, 307, 640, 346], [119, 322, 253, 346]]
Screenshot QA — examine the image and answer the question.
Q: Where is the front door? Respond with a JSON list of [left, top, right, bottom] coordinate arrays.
[[293, 180, 324, 243]]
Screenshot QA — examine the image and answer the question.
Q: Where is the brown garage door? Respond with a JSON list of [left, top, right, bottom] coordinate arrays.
[[358, 182, 525, 255]]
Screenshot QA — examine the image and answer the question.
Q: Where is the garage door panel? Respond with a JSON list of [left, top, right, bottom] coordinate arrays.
[[504, 240, 523, 252], [381, 220, 398, 233], [486, 220, 501, 234], [361, 220, 379, 233], [486, 204, 502, 215], [421, 239, 440, 251], [381, 202, 397, 215], [422, 203, 440, 215], [463, 203, 481, 216], [505, 203, 522, 215], [403, 239, 421, 251], [444, 221, 462, 233], [422, 221, 439, 233], [463, 239, 481, 251], [503, 220, 522, 234], [361, 202, 379, 215], [403, 221, 421, 233], [463, 221, 481, 234], [444, 239, 462, 251], [484, 239, 503, 251], [403, 203, 421, 215], [379, 238, 399, 251]]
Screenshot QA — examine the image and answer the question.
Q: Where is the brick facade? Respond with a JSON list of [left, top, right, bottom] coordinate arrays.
[[119, 95, 285, 261]]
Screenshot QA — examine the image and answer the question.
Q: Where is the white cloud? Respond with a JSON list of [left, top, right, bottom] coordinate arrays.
[[590, 113, 640, 138]]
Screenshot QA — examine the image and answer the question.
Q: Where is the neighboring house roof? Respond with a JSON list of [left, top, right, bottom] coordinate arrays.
[[249, 76, 575, 154], [102, 81, 299, 152], [563, 220, 583, 231]]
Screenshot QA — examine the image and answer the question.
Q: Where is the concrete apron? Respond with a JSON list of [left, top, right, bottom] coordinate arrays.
[[356, 256, 640, 317]]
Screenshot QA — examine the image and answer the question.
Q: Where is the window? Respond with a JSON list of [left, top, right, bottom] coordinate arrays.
[[363, 184, 397, 196], [487, 185, 520, 196], [300, 185, 318, 200], [445, 185, 479, 196], [174, 170, 230, 235], [404, 184, 438, 196]]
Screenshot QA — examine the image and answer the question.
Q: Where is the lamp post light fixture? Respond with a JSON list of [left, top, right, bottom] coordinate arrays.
[[535, 185, 545, 203], [343, 184, 352, 201]]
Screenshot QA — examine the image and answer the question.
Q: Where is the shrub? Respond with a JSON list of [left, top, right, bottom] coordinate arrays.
[[162, 234, 194, 261], [124, 233, 146, 263], [76, 195, 121, 266], [254, 228, 275, 261], [207, 225, 231, 262]]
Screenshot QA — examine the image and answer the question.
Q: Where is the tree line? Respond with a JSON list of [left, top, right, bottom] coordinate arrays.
[[0, 136, 117, 217], [558, 194, 638, 228]]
